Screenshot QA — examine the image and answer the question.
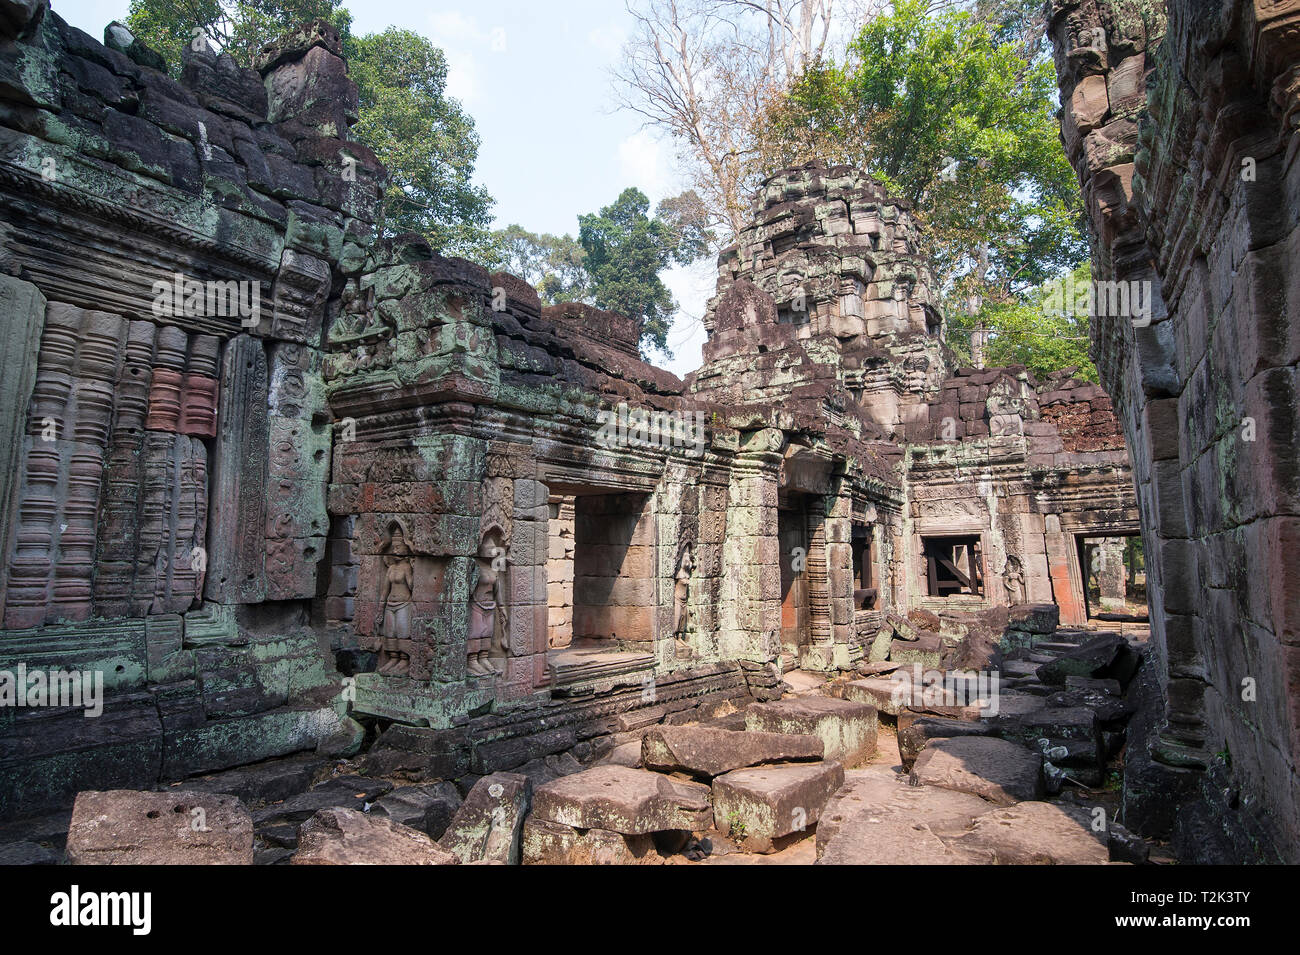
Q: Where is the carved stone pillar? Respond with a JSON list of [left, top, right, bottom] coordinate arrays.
[[205, 334, 268, 604], [0, 275, 45, 617]]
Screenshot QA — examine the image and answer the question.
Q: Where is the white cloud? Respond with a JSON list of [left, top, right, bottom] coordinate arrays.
[[441, 48, 480, 104], [428, 11, 483, 43]]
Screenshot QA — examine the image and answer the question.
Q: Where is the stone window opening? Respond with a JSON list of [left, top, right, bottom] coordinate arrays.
[[778, 303, 810, 326], [564, 490, 655, 651], [921, 535, 984, 597], [851, 524, 877, 609]]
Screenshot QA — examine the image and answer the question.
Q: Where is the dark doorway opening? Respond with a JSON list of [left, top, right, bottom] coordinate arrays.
[[778, 497, 809, 657]]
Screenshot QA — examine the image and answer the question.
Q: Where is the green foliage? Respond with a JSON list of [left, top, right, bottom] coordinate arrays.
[[947, 262, 1098, 382], [577, 188, 713, 358], [344, 28, 493, 256], [124, 0, 494, 257], [125, 0, 350, 79], [484, 225, 590, 306], [765, 0, 1085, 306], [484, 188, 710, 357], [727, 810, 748, 840]]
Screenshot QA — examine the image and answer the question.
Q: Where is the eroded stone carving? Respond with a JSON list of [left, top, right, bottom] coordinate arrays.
[[468, 528, 509, 678], [376, 521, 414, 677], [673, 542, 695, 660]]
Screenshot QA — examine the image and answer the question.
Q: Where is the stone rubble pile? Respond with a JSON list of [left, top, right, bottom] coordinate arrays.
[[37, 623, 1153, 865]]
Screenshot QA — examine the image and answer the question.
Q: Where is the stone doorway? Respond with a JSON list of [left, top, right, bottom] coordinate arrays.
[[1075, 533, 1147, 620], [778, 499, 809, 657]]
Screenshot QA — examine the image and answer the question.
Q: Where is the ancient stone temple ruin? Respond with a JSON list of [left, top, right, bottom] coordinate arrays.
[[0, 0, 1295, 866]]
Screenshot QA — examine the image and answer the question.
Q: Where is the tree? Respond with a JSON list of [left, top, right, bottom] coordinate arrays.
[[124, 0, 351, 77], [485, 226, 590, 306], [764, 0, 1084, 305], [578, 187, 712, 357], [945, 262, 1098, 382], [125, 0, 351, 80], [611, 0, 879, 240], [345, 28, 494, 256], [124, 0, 495, 257]]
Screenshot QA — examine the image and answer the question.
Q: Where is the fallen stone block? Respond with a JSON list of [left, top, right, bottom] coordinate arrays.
[[711, 760, 845, 852], [371, 782, 462, 839], [946, 800, 1109, 864], [530, 766, 713, 834], [1046, 686, 1130, 722], [1107, 820, 1150, 864], [987, 696, 1102, 764], [1065, 675, 1122, 695], [438, 772, 531, 864], [520, 818, 661, 865], [172, 753, 325, 807], [897, 716, 993, 771], [1006, 603, 1059, 635], [1001, 660, 1041, 679], [745, 697, 878, 767], [315, 715, 366, 758], [890, 630, 942, 668], [596, 740, 643, 768], [854, 660, 901, 676], [359, 723, 470, 781], [252, 775, 392, 828], [867, 627, 893, 662], [885, 612, 921, 641], [0, 840, 57, 865], [1035, 632, 1123, 685], [292, 807, 459, 865], [881, 668, 992, 720], [911, 736, 1043, 806], [940, 606, 1008, 670], [67, 790, 253, 865], [843, 677, 903, 716], [641, 725, 823, 778]]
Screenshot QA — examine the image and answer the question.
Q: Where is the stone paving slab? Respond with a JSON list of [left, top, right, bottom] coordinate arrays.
[[67, 789, 253, 865]]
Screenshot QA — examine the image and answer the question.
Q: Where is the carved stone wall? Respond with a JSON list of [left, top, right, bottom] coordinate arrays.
[[1047, 0, 1300, 861], [0, 6, 382, 816]]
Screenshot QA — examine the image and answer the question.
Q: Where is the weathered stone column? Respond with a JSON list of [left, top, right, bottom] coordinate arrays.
[[0, 275, 44, 618], [505, 468, 550, 700], [717, 430, 782, 663], [1044, 514, 1085, 625], [1095, 537, 1127, 610]]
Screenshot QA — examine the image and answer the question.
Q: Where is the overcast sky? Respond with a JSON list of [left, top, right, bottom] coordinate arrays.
[[50, 0, 714, 375]]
